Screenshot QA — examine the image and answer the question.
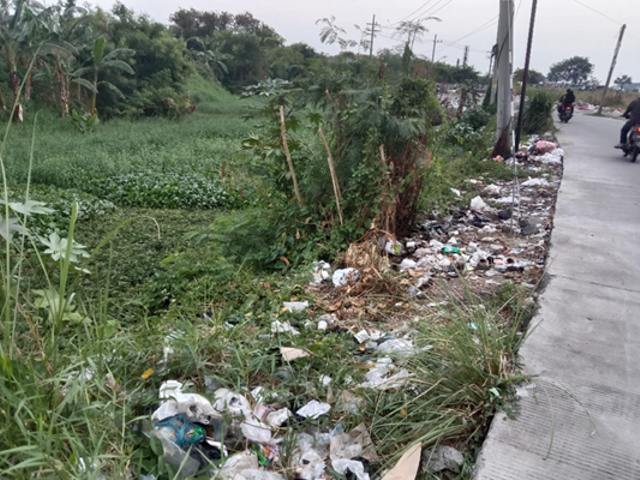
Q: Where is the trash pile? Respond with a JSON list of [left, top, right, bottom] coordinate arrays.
[[143, 358, 453, 480], [309, 136, 562, 297]]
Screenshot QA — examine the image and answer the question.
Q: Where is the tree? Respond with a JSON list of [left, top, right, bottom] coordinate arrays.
[[615, 75, 632, 89], [514, 68, 545, 85], [0, 0, 40, 115], [73, 36, 134, 113], [547, 56, 593, 85], [316, 17, 357, 51], [40, 2, 90, 116], [394, 17, 440, 50]]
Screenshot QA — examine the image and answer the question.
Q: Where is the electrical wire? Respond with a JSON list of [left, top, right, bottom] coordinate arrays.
[[571, 0, 622, 25], [425, 0, 454, 17], [437, 15, 498, 53], [381, 0, 437, 28]]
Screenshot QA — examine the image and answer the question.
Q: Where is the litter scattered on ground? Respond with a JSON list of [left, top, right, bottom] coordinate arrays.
[[152, 380, 221, 425], [280, 347, 310, 361], [332, 268, 359, 287], [310, 261, 331, 286], [330, 423, 377, 461], [296, 400, 331, 419], [470, 196, 488, 211], [270, 320, 300, 335], [133, 132, 563, 480], [361, 357, 411, 390], [421, 445, 465, 473], [283, 301, 309, 312]]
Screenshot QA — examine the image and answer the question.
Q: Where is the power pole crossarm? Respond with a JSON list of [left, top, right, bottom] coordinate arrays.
[[598, 24, 626, 115]]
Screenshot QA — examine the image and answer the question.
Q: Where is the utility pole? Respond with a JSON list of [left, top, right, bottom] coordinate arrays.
[[368, 14, 376, 59], [493, 0, 514, 157], [463, 46, 469, 67], [514, 0, 539, 150], [456, 58, 460, 68], [431, 34, 442, 62], [598, 24, 626, 115]]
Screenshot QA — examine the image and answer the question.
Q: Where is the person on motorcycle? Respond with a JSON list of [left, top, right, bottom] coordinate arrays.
[[616, 95, 640, 148], [558, 88, 576, 114]]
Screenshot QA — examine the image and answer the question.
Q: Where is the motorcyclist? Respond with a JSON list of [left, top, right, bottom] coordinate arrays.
[[558, 88, 576, 114], [616, 95, 640, 148]]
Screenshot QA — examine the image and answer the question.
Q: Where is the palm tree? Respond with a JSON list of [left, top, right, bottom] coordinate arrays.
[[40, 2, 89, 116], [0, 0, 39, 116], [394, 17, 441, 50], [72, 36, 134, 114], [185, 37, 232, 80]]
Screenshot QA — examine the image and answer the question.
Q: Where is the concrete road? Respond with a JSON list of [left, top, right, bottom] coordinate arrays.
[[474, 113, 640, 479]]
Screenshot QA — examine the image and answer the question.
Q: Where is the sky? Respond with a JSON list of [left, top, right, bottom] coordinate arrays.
[[93, 0, 640, 83]]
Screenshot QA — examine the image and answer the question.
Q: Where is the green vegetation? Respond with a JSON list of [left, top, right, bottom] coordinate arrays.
[[547, 56, 594, 86], [0, 1, 535, 479], [520, 88, 556, 135]]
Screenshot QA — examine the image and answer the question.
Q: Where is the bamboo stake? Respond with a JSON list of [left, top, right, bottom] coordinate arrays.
[[318, 127, 341, 198], [279, 105, 303, 208], [319, 127, 343, 225]]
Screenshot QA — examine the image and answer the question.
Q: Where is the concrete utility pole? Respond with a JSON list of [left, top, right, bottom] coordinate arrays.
[[463, 46, 469, 67], [494, 0, 514, 157], [514, 0, 539, 150], [431, 34, 443, 62], [598, 24, 626, 115]]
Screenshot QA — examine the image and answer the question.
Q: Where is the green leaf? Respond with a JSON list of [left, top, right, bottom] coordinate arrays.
[[150, 436, 164, 457], [101, 59, 134, 75], [93, 36, 106, 64], [3, 200, 54, 216], [72, 78, 98, 93]]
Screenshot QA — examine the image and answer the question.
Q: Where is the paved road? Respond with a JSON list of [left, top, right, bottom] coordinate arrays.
[[474, 113, 640, 479]]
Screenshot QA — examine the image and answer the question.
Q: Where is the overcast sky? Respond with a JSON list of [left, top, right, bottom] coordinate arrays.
[[93, 0, 639, 83]]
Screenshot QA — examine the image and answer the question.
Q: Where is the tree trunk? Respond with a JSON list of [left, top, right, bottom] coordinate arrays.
[[0, 84, 6, 110], [10, 71, 21, 104], [9, 71, 23, 123], [91, 70, 98, 114], [24, 73, 32, 102], [55, 59, 69, 117]]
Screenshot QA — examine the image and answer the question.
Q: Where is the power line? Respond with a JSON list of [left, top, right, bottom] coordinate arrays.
[[382, 0, 437, 28], [515, 0, 524, 19], [425, 0, 454, 17], [420, 0, 447, 16], [571, 0, 622, 25], [437, 15, 498, 53]]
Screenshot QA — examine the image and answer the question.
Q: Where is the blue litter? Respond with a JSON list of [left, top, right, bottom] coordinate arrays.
[[153, 415, 206, 449]]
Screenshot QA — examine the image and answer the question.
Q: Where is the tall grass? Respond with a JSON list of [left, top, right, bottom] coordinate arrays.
[[520, 89, 556, 135], [575, 89, 637, 109]]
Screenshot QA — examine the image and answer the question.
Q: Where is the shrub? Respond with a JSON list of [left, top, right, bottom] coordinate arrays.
[[520, 89, 555, 135]]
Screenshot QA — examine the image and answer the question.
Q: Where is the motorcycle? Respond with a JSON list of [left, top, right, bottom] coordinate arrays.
[[621, 124, 640, 163], [558, 103, 573, 123]]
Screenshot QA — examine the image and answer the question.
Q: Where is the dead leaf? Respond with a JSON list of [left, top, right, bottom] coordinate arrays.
[[407, 269, 425, 278], [280, 256, 290, 266], [381, 443, 422, 480]]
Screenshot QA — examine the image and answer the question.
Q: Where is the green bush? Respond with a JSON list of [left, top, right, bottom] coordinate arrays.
[[87, 172, 235, 209], [520, 89, 555, 135]]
